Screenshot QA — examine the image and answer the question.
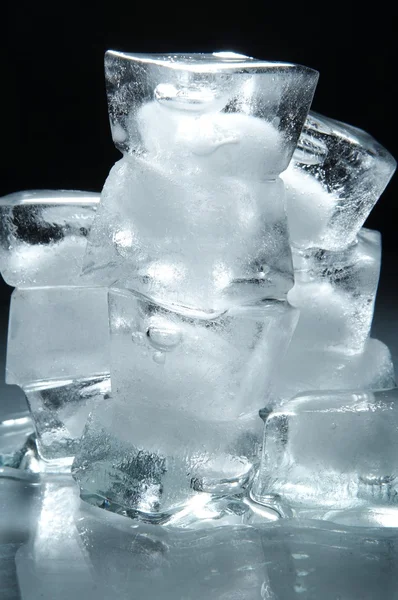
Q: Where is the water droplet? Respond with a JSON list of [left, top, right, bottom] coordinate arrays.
[[132, 331, 145, 345], [153, 351, 166, 364], [147, 326, 182, 352]]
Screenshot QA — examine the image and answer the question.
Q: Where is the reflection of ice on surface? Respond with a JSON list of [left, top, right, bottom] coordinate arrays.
[[3, 472, 396, 599], [16, 476, 94, 600]]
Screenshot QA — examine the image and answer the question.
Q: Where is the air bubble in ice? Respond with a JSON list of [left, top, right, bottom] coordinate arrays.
[[131, 331, 145, 345], [153, 351, 166, 364], [146, 326, 182, 352], [154, 83, 226, 113]]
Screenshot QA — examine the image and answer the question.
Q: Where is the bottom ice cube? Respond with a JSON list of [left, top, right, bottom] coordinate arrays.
[[72, 402, 263, 520], [251, 388, 398, 524], [72, 291, 298, 519]]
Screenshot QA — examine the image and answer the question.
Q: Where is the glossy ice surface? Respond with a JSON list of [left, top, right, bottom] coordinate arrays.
[[1, 469, 398, 599]]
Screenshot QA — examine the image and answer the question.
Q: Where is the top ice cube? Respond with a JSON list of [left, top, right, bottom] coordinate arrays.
[[81, 53, 318, 309], [105, 51, 319, 175]]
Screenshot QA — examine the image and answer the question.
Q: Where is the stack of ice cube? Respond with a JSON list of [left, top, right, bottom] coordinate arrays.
[[1, 50, 396, 527], [278, 112, 397, 400]]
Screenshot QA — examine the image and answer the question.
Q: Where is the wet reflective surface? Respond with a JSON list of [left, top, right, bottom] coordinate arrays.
[[1, 468, 398, 599]]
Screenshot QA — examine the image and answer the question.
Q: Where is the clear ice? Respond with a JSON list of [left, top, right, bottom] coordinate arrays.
[[252, 388, 398, 525], [72, 51, 318, 517], [0, 50, 397, 599], [0, 190, 99, 287], [6, 285, 110, 464], [283, 111, 396, 250]]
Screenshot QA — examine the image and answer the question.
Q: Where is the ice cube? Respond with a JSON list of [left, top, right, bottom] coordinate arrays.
[[7, 287, 109, 387], [283, 112, 396, 250], [105, 51, 318, 172], [72, 289, 298, 517], [6, 287, 110, 462], [82, 155, 294, 309], [0, 190, 100, 287], [252, 387, 398, 524], [73, 404, 263, 519], [82, 52, 318, 309], [276, 337, 395, 402], [288, 228, 381, 355]]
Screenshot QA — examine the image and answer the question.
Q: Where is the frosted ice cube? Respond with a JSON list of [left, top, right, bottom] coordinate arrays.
[[108, 290, 297, 422], [7, 287, 109, 386], [288, 228, 381, 355], [0, 190, 99, 287], [82, 52, 318, 308], [72, 290, 298, 517], [105, 51, 318, 173], [82, 154, 294, 309], [6, 287, 110, 461], [283, 112, 396, 250], [276, 337, 395, 402], [252, 388, 398, 523]]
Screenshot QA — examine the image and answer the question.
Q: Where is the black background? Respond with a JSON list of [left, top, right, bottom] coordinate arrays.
[[1, 4, 397, 413]]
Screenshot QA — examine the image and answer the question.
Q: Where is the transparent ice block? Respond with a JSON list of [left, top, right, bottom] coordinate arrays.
[[104, 51, 319, 164], [6, 287, 110, 463], [283, 112, 396, 250], [82, 52, 318, 310], [288, 228, 381, 355], [0, 190, 99, 287], [252, 387, 398, 524], [72, 289, 298, 519], [276, 337, 395, 403]]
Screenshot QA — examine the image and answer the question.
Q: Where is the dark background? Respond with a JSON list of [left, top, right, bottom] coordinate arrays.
[[1, 3, 397, 414]]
